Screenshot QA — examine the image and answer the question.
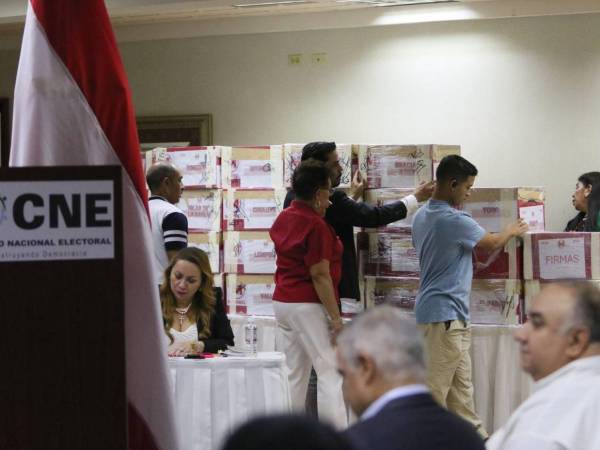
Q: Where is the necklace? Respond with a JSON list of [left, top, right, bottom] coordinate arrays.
[[175, 303, 192, 326]]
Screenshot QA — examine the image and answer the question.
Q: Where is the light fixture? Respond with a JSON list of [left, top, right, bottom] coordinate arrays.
[[233, 0, 309, 7], [335, 0, 457, 6]]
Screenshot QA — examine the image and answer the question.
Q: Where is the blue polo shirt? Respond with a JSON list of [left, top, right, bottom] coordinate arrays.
[[412, 199, 485, 324]]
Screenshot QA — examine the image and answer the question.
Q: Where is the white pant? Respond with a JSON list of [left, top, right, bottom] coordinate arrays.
[[273, 301, 348, 429]]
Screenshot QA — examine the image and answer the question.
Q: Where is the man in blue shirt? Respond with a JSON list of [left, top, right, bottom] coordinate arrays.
[[412, 155, 528, 439]]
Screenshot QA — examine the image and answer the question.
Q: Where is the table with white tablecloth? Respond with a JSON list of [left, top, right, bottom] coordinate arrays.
[[168, 352, 291, 450], [229, 314, 532, 433]]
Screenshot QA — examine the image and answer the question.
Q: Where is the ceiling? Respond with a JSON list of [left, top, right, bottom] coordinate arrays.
[[1, 0, 600, 44]]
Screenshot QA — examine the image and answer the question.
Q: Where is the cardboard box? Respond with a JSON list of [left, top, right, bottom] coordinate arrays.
[[283, 143, 352, 188], [364, 276, 419, 315], [363, 188, 418, 232], [364, 276, 523, 324], [188, 232, 221, 273], [358, 232, 420, 277], [462, 187, 545, 233], [523, 232, 600, 280], [223, 231, 276, 274], [473, 239, 523, 279], [470, 279, 523, 325], [355, 145, 460, 189], [177, 189, 221, 232], [164, 146, 222, 188], [225, 274, 275, 316], [221, 146, 283, 189], [222, 189, 287, 231]]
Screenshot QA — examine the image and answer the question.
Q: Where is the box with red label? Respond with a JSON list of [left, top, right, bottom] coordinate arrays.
[[364, 276, 523, 324], [470, 279, 524, 325], [188, 232, 221, 273], [462, 187, 545, 233], [473, 239, 523, 279], [363, 188, 419, 232], [355, 145, 460, 189], [523, 232, 600, 280], [225, 274, 275, 316], [221, 146, 283, 189], [358, 232, 420, 277], [144, 146, 222, 188], [223, 231, 276, 274], [177, 189, 221, 232], [222, 189, 286, 231], [283, 143, 352, 189], [364, 276, 419, 315], [164, 146, 222, 188]]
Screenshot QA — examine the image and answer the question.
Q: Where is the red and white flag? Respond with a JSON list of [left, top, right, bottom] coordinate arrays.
[[10, 1, 179, 449]]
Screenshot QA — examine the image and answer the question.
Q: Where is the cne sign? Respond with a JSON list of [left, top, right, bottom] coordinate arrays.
[[0, 180, 114, 262]]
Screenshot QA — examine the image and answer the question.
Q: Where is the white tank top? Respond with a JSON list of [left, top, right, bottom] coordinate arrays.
[[169, 324, 198, 343]]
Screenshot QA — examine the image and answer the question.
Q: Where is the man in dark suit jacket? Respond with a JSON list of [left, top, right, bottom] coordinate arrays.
[[337, 306, 485, 450], [284, 142, 434, 302]]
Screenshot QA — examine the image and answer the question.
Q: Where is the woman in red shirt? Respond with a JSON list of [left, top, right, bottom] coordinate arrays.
[[269, 160, 347, 428]]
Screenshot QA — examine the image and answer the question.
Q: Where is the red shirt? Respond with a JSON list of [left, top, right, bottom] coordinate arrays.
[[269, 200, 343, 304]]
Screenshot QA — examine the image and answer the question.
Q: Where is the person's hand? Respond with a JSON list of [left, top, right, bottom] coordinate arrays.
[[350, 171, 365, 200], [414, 180, 436, 203], [168, 340, 204, 356], [507, 218, 529, 237], [329, 317, 344, 345]]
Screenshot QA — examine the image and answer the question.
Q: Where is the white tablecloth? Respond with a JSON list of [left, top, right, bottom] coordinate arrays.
[[229, 314, 533, 433], [168, 352, 291, 450]]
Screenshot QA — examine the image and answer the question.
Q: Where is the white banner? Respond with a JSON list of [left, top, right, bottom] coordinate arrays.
[[0, 180, 114, 261], [538, 237, 586, 279]]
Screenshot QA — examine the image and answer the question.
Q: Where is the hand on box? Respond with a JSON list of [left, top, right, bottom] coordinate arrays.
[[507, 218, 529, 237], [350, 170, 365, 200], [414, 180, 436, 203]]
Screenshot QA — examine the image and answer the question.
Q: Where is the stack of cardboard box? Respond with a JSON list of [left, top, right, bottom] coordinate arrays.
[[359, 145, 544, 325], [144, 144, 551, 327], [221, 146, 283, 316], [359, 145, 460, 318], [463, 187, 545, 324]]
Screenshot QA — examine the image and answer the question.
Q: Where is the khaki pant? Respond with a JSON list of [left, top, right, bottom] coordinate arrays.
[[420, 320, 488, 439]]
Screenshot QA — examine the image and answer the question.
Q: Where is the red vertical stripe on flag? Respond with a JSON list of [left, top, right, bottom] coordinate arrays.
[[30, 0, 147, 211]]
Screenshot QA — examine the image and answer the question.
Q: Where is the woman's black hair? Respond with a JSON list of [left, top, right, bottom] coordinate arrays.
[[582, 172, 600, 231], [292, 159, 330, 201]]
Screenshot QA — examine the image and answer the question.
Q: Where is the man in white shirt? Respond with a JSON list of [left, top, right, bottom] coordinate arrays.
[[487, 282, 600, 450], [146, 163, 187, 285], [338, 306, 484, 450]]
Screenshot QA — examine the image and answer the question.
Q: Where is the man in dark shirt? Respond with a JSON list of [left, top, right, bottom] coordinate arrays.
[[338, 306, 485, 450], [284, 142, 434, 302]]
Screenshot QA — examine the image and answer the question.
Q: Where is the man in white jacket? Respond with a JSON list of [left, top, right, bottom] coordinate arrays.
[[487, 282, 600, 450]]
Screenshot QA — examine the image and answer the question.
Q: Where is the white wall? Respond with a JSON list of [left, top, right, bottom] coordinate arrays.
[[3, 13, 600, 230]]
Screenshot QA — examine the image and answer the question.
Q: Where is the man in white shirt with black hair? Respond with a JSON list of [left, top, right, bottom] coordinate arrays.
[[146, 162, 188, 285], [487, 282, 600, 450], [338, 306, 484, 450]]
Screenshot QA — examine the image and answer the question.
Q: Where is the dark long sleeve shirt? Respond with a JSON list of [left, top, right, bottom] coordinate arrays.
[[283, 189, 410, 300]]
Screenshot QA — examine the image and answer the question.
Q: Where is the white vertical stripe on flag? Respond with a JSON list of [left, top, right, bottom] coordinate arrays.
[[10, 3, 179, 449]]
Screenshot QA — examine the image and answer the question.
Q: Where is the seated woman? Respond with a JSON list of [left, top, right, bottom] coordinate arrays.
[[269, 159, 347, 429], [161, 247, 234, 356], [565, 171, 600, 231]]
